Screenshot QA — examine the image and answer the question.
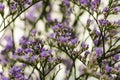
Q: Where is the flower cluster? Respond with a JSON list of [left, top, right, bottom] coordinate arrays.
[[0, 0, 120, 80]]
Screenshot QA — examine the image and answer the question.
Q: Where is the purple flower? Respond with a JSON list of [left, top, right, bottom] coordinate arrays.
[[0, 3, 5, 12], [30, 55, 37, 62], [81, 42, 88, 49], [93, 38, 99, 45], [117, 20, 120, 26], [49, 33, 56, 38], [113, 7, 120, 13], [9, 66, 25, 80], [94, 28, 101, 36], [98, 19, 110, 26], [24, 48, 34, 53], [4, 36, 13, 50], [65, 33, 71, 37], [22, 63, 26, 67], [16, 48, 23, 53], [84, 50, 90, 57], [113, 54, 119, 60], [40, 50, 52, 58], [32, 29, 37, 35], [64, 0, 70, 6], [79, 0, 90, 6], [20, 36, 27, 45], [26, 11, 36, 22], [53, 25, 59, 30], [87, 19, 92, 24], [0, 72, 10, 80], [24, 54, 29, 60], [10, 2, 17, 11], [27, 38, 34, 45], [105, 65, 112, 72], [103, 7, 109, 13], [94, 47, 103, 57], [59, 36, 68, 42], [70, 38, 78, 45]]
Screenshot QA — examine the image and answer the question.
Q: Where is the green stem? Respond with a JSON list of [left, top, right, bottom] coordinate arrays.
[[73, 59, 76, 80]]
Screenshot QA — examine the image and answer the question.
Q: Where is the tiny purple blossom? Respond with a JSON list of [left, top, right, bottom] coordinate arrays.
[[57, 23, 63, 28], [53, 25, 59, 30], [66, 33, 71, 37], [117, 20, 120, 26], [26, 11, 36, 21], [103, 7, 109, 13], [59, 36, 68, 42], [49, 33, 56, 38], [30, 55, 37, 62], [81, 42, 88, 49], [24, 48, 34, 53], [87, 19, 92, 24], [113, 54, 119, 60], [113, 7, 120, 13], [94, 47, 103, 57], [93, 38, 99, 45], [98, 19, 110, 26], [20, 36, 27, 45], [94, 28, 101, 36], [64, 0, 70, 6], [84, 50, 90, 57], [16, 48, 23, 53], [70, 38, 78, 45], [0, 3, 5, 12], [79, 0, 90, 6], [105, 65, 112, 72], [24, 54, 29, 60], [40, 50, 52, 58], [32, 29, 37, 35]]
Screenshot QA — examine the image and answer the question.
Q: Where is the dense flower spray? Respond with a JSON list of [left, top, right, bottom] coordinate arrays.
[[0, 0, 120, 80]]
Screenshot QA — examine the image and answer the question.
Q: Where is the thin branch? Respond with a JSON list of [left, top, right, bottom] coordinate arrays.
[[0, 0, 42, 32]]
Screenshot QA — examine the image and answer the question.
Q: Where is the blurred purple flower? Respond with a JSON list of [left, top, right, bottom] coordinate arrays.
[[85, 50, 90, 57], [49, 33, 56, 38], [16, 48, 23, 53], [64, 0, 70, 6], [113, 54, 119, 60], [117, 20, 120, 26], [53, 25, 59, 30], [40, 50, 52, 58], [94, 28, 101, 36], [98, 19, 110, 26], [87, 19, 92, 24], [0, 3, 5, 12], [70, 38, 78, 45], [30, 55, 37, 62], [20, 36, 27, 45], [94, 47, 103, 57], [24, 48, 34, 53], [9, 66, 25, 80], [59, 36, 68, 42], [103, 7, 109, 13], [32, 29, 37, 35], [79, 0, 90, 6], [26, 11, 36, 22], [0, 72, 10, 80], [81, 42, 88, 49], [105, 65, 112, 72], [113, 7, 120, 13], [93, 38, 99, 45]]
